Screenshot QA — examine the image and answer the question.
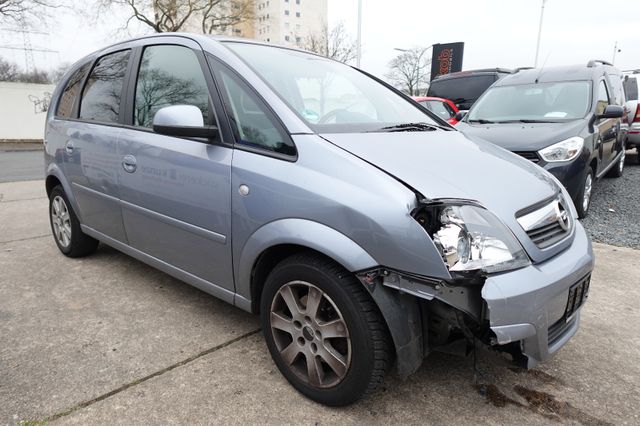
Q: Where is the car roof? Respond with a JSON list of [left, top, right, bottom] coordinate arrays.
[[494, 63, 622, 86], [431, 68, 513, 82]]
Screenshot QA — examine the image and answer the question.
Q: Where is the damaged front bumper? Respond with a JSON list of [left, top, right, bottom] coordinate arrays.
[[481, 221, 594, 367]]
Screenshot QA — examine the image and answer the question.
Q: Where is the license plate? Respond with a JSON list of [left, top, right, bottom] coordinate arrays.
[[564, 275, 590, 322]]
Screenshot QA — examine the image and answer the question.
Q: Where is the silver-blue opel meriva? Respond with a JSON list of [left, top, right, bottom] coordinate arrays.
[[44, 33, 594, 406]]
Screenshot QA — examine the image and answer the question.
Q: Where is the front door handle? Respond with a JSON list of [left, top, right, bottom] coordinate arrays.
[[122, 155, 137, 173], [65, 140, 75, 154]]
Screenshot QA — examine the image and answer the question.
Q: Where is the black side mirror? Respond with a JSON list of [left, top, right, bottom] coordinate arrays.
[[455, 110, 468, 121], [598, 105, 624, 119]]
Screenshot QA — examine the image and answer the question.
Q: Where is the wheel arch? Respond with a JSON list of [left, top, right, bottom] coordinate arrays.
[[235, 218, 425, 377], [45, 165, 83, 222]]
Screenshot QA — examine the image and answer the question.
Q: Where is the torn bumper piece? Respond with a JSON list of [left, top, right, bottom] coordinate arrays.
[[482, 221, 594, 367]]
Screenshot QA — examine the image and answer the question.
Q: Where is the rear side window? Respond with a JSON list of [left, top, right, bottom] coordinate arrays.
[[623, 76, 638, 101], [80, 50, 131, 123], [428, 75, 495, 105], [134, 45, 210, 128], [216, 66, 295, 156], [56, 63, 90, 118]]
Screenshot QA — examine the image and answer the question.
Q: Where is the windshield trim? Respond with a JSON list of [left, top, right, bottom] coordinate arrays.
[[220, 41, 450, 134]]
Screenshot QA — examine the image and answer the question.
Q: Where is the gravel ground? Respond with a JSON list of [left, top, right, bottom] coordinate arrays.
[[581, 149, 640, 249]]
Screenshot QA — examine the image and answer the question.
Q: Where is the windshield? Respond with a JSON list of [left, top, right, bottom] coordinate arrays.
[[467, 81, 591, 123], [223, 42, 438, 133]]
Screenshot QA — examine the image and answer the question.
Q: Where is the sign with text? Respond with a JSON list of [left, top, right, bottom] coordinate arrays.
[[430, 42, 465, 81]]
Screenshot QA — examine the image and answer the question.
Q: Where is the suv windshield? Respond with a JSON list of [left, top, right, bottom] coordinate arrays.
[[467, 81, 591, 123], [223, 42, 438, 133]]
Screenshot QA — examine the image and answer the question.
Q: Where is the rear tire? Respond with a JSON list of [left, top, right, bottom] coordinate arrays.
[[575, 168, 593, 219], [260, 252, 392, 406], [607, 143, 625, 178], [49, 185, 99, 257]]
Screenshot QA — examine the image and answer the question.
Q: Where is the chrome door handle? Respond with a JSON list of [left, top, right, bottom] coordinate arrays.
[[65, 140, 75, 154], [122, 155, 137, 173]]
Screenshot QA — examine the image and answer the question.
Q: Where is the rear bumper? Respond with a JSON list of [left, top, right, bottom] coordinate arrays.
[[481, 221, 594, 367]]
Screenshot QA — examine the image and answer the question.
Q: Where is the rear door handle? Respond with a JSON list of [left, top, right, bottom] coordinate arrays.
[[65, 140, 74, 154], [122, 155, 137, 173]]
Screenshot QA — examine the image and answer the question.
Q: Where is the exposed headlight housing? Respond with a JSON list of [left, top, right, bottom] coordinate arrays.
[[414, 202, 530, 274], [538, 137, 584, 162]]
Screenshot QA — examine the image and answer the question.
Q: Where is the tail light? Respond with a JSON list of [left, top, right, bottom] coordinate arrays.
[[630, 105, 640, 134]]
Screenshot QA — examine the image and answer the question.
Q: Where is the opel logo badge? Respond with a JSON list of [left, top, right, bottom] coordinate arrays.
[[556, 202, 570, 231]]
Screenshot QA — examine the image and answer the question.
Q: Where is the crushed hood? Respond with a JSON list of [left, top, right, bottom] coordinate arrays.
[[320, 130, 571, 263]]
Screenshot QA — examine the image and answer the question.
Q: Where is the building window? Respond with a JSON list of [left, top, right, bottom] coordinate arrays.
[[295, 37, 301, 43], [267, 38, 270, 42], [285, 35, 290, 41], [284, 10, 289, 15], [296, 12, 300, 17], [285, 22, 290, 29], [296, 0, 300, 3]]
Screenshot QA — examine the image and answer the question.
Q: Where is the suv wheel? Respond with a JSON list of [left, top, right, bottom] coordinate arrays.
[[49, 185, 99, 257], [260, 253, 391, 406], [607, 144, 625, 178], [575, 168, 593, 219]]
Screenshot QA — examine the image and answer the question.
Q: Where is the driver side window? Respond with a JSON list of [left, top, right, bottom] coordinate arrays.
[[596, 80, 610, 115]]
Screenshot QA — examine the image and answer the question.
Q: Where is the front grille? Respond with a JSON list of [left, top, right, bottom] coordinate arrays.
[[514, 151, 540, 163], [547, 274, 591, 346], [526, 221, 567, 248], [517, 198, 572, 249], [548, 316, 576, 346]]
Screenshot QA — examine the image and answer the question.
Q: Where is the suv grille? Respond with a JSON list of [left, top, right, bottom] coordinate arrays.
[[517, 198, 572, 249], [514, 151, 540, 163]]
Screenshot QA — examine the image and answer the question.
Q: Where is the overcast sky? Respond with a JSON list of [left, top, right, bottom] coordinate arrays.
[[1, 0, 639, 78]]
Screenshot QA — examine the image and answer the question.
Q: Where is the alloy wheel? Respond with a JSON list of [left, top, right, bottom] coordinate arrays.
[[51, 195, 72, 248], [269, 281, 351, 388]]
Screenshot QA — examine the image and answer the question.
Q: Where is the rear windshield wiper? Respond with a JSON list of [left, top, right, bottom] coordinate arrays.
[[467, 119, 495, 124], [370, 122, 446, 132]]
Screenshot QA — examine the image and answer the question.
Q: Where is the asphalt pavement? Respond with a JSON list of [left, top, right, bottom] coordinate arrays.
[[0, 144, 44, 183], [1, 180, 639, 425]]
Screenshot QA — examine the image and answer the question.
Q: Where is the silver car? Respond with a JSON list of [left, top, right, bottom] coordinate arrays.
[[44, 34, 594, 406]]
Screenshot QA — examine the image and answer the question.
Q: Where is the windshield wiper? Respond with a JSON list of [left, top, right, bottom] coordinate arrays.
[[468, 119, 495, 124], [496, 119, 559, 123], [371, 122, 447, 132]]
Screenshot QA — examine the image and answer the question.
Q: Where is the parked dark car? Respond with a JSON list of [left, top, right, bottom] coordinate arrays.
[[456, 60, 627, 218], [427, 68, 514, 110]]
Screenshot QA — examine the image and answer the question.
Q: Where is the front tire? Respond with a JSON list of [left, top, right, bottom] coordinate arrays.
[[49, 185, 99, 257], [575, 168, 594, 219], [260, 252, 392, 406]]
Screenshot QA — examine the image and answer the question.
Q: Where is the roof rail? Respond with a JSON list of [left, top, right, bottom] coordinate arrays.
[[587, 59, 613, 67], [514, 67, 534, 72], [622, 69, 640, 74]]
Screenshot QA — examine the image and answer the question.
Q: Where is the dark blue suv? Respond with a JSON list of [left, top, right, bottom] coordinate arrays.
[[457, 60, 627, 217]]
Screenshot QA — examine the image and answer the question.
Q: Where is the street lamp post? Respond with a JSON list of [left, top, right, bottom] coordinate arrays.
[[356, 0, 362, 68], [534, 0, 548, 67]]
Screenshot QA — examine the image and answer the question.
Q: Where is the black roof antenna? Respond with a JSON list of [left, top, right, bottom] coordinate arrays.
[[534, 52, 552, 83]]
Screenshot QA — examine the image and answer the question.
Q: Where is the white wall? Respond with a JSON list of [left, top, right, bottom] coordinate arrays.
[[0, 82, 56, 141]]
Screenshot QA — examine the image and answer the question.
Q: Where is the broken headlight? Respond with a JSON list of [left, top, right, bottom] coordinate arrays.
[[415, 202, 530, 274]]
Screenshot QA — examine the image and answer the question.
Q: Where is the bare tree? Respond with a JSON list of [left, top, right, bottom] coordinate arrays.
[[0, 57, 19, 81], [99, 0, 254, 33], [0, 0, 58, 25], [385, 47, 431, 96], [303, 22, 357, 64]]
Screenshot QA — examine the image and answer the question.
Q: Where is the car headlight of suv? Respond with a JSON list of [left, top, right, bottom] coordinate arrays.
[[414, 202, 530, 274], [538, 137, 584, 162]]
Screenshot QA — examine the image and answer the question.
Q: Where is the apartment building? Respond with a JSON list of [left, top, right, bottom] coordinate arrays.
[[253, 0, 328, 46]]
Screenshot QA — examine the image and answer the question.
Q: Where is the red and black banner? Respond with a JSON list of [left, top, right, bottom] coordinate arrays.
[[430, 42, 465, 81]]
